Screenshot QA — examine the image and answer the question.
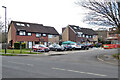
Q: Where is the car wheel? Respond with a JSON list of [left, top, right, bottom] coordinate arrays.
[[55, 48, 58, 51]]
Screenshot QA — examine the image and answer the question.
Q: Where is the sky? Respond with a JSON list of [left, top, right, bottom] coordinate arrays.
[[0, 0, 110, 33]]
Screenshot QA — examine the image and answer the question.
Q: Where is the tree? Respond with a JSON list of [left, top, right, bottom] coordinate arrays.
[[0, 16, 4, 30], [76, 0, 120, 33]]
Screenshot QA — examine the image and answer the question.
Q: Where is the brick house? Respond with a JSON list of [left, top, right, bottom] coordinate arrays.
[[95, 28, 109, 41], [62, 25, 98, 43], [8, 21, 59, 48], [107, 27, 120, 43]]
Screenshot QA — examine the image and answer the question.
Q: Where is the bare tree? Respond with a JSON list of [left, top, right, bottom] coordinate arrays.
[[76, 0, 120, 33], [0, 17, 4, 30]]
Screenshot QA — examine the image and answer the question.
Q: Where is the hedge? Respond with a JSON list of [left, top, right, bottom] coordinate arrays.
[[14, 42, 26, 49]]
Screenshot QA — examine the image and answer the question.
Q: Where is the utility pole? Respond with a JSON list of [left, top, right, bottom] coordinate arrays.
[[2, 6, 7, 54]]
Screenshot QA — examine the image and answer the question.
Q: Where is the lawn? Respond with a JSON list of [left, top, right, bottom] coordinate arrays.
[[0, 49, 42, 54]]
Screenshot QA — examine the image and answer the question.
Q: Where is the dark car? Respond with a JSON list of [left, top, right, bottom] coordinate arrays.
[[86, 43, 94, 48], [81, 44, 89, 50], [61, 45, 73, 51], [49, 44, 64, 51]]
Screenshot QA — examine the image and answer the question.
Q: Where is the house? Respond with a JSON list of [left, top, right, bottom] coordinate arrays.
[[107, 27, 120, 43], [95, 28, 109, 41], [8, 21, 59, 48], [62, 25, 98, 44]]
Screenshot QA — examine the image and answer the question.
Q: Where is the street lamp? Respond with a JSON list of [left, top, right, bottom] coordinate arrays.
[[2, 6, 7, 54]]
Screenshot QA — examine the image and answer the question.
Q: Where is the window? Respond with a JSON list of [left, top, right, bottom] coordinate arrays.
[[48, 35, 53, 38], [74, 27, 77, 29], [21, 24, 25, 26], [93, 35, 96, 38], [43, 34, 46, 37], [36, 33, 41, 37], [16, 23, 25, 26], [19, 31, 26, 35], [82, 35, 85, 37], [86, 35, 89, 38], [27, 24, 30, 27], [16, 23, 21, 26], [27, 33, 32, 36], [89, 35, 91, 38], [119, 34, 120, 37], [54, 35, 57, 37], [77, 32, 83, 37]]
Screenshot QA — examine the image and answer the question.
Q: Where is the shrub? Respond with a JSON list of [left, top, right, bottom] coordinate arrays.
[[22, 43, 26, 49], [14, 42, 20, 49]]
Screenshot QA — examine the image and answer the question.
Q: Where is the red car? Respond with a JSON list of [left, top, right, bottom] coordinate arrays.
[[32, 44, 50, 52]]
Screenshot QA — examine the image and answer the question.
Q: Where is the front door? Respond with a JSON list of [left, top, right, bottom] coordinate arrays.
[[28, 42, 33, 49]]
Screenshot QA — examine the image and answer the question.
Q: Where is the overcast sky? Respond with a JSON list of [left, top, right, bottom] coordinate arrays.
[[0, 0, 110, 33]]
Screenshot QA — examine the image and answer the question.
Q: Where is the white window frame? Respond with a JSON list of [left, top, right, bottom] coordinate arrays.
[[86, 35, 89, 38], [36, 33, 41, 37], [74, 27, 77, 29], [27, 33, 32, 36], [77, 32, 83, 37], [48, 35, 53, 38], [19, 31, 26, 36], [43, 34, 46, 37]]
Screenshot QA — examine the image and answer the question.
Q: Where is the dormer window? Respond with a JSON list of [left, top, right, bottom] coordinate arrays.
[[21, 24, 25, 26], [74, 27, 77, 29], [77, 32, 83, 37], [16, 23, 25, 26], [27, 24, 30, 27]]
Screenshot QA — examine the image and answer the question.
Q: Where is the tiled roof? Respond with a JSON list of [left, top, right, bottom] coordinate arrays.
[[69, 25, 97, 35], [11, 21, 59, 35]]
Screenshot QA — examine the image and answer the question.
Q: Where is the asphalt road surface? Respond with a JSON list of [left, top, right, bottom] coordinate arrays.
[[1, 48, 118, 78]]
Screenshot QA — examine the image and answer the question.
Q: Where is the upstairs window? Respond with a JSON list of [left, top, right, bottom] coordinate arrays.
[[48, 35, 53, 38], [54, 35, 57, 37], [86, 35, 89, 38], [77, 32, 83, 37], [82, 34, 85, 37], [36, 33, 41, 37], [16, 23, 25, 26], [27, 24, 30, 27], [27, 33, 32, 36], [93, 35, 96, 38], [19, 31, 26, 36], [43, 34, 46, 37], [74, 27, 77, 29]]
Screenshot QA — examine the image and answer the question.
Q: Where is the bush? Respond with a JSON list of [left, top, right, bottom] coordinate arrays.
[[14, 42, 20, 49], [22, 43, 26, 49], [14, 42, 26, 49]]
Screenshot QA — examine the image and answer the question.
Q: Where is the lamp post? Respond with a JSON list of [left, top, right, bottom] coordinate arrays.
[[2, 6, 7, 54]]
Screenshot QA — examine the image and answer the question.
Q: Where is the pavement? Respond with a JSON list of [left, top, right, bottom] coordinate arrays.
[[97, 49, 119, 66]]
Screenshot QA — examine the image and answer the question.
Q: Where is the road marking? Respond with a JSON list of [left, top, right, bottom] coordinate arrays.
[[97, 56, 118, 65], [52, 67, 107, 77], [8, 61, 34, 66]]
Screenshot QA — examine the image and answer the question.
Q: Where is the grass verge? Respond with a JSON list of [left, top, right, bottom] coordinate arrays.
[[0, 54, 17, 56], [113, 53, 120, 59], [0, 49, 42, 54]]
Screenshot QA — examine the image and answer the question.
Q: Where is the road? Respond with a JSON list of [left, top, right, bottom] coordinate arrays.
[[1, 48, 118, 78]]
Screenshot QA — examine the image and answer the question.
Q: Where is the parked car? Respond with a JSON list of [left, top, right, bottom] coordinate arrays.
[[86, 43, 93, 48], [61, 44, 73, 51], [32, 44, 50, 52], [70, 43, 77, 49], [75, 43, 82, 50], [49, 44, 64, 51], [81, 44, 89, 50]]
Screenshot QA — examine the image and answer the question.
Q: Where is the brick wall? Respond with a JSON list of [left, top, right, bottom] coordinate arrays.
[[16, 34, 48, 42]]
